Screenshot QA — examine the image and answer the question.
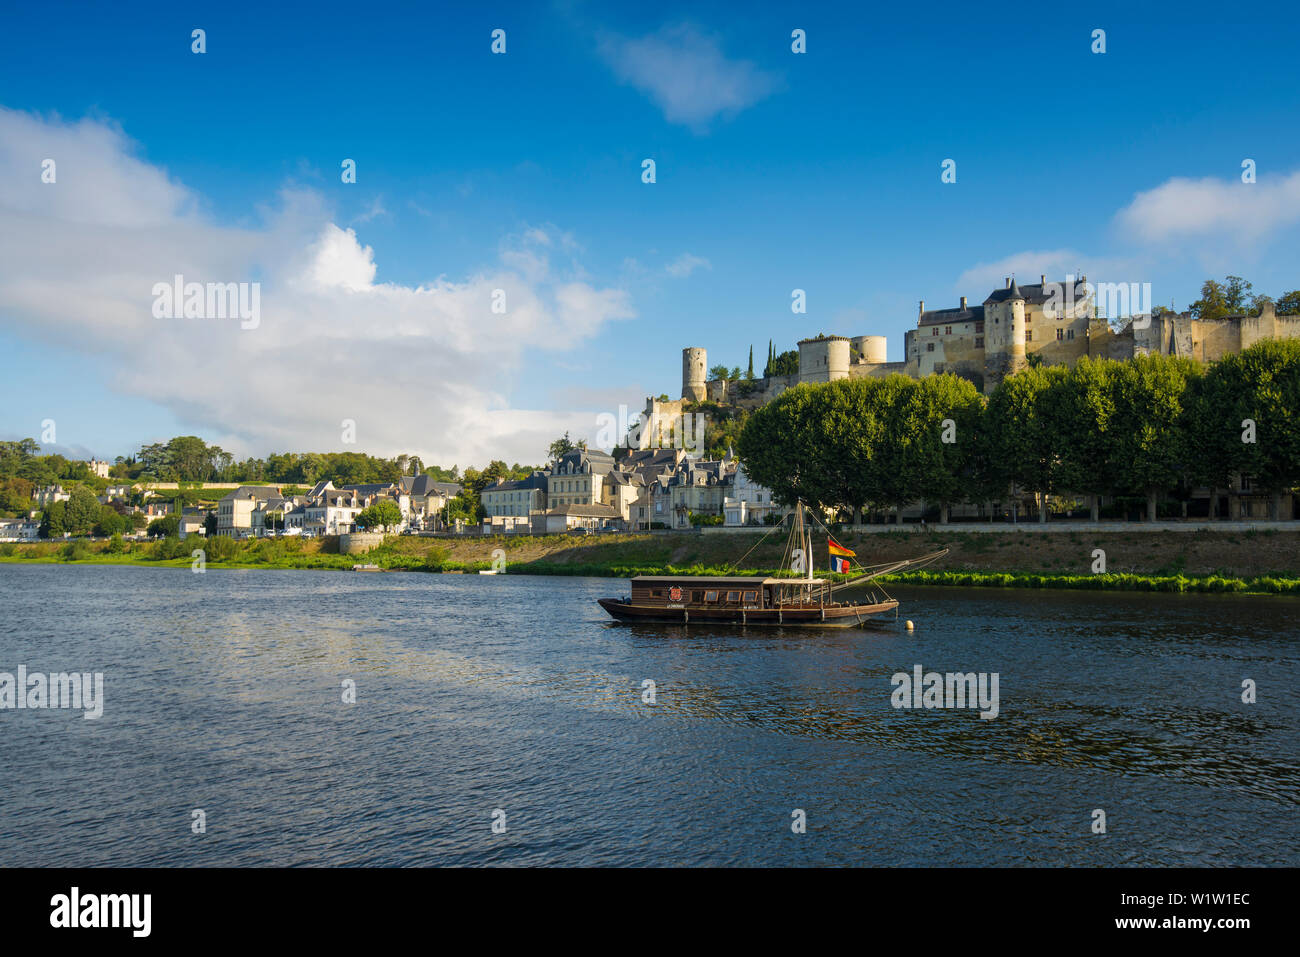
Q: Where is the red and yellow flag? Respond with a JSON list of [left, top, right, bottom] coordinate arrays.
[[827, 535, 855, 558]]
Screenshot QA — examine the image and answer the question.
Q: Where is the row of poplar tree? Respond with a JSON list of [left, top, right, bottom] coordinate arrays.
[[736, 340, 1300, 523]]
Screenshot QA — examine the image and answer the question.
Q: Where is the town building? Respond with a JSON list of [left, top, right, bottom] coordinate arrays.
[[481, 471, 549, 532], [216, 486, 282, 538]]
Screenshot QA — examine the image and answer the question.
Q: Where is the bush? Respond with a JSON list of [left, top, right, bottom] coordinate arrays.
[[421, 545, 451, 571], [106, 534, 125, 554], [60, 541, 91, 561], [203, 535, 238, 562]]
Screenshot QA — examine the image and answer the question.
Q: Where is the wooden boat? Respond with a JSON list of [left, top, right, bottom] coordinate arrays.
[[598, 503, 946, 629]]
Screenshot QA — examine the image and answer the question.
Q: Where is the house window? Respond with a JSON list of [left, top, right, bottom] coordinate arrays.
[[932, 327, 938, 336], [743, 590, 757, 603], [704, 590, 719, 602], [726, 591, 740, 602], [976, 321, 984, 333], [1025, 331, 1032, 342], [1067, 329, 1075, 340], [1056, 328, 1064, 340], [944, 326, 952, 335], [691, 591, 703, 602], [926, 342, 934, 352], [975, 337, 984, 348]]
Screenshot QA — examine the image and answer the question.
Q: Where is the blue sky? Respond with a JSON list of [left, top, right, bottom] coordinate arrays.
[[1, 0, 1298, 466]]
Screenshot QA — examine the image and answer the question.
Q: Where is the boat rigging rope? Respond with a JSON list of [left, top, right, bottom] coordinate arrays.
[[727, 509, 793, 574], [799, 506, 949, 590]]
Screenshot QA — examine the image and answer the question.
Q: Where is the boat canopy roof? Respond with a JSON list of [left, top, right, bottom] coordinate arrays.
[[631, 575, 830, 586]]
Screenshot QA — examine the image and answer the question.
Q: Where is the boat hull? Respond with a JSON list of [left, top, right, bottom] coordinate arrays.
[[597, 597, 898, 629]]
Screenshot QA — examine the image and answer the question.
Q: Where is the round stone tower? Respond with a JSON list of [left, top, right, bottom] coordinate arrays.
[[1008, 281, 1027, 370], [797, 336, 851, 384], [682, 347, 707, 402], [852, 335, 888, 365]]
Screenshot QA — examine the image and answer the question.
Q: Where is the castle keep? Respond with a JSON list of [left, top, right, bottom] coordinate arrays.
[[672, 276, 1300, 412]]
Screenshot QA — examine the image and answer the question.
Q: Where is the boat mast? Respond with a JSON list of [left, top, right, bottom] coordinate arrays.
[[804, 502, 812, 582]]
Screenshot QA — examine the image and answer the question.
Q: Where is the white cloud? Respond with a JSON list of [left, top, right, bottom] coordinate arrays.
[[303, 224, 377, 292], [597, 23, 779, 130], [665, 252, 711, 278], [1115, 169, 1300, 244], [0, 107, 634, 466]]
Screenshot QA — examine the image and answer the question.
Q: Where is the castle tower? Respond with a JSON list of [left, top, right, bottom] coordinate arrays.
[[1008, 280, 1027, 372], [851, 335, 887, 365], [682, 347, 707, 402], [797, 336, 850, 384], [982, 279, 1027, 393]]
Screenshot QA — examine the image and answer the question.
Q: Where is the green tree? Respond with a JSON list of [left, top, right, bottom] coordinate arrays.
[[746, 346, 754, 380], [1190, 339, 1300, 519], [904, 374, 986, 523], [737, 383, 826, 508], [708, 364, 732, 381], [93, 505, 127, 537], [64, 485, 101, 536], [1108, 354, 1199, 521], [1276, 290, 1300, 314], [1189, 280, 1229, 321], [984, 365, 1068, 522], [1190, 276, 1255, 321], [356, 499, 403, 530], [40, 501, 68, 539], [147, 514, 180, 538], [548, 432, 586, 462], [1053, 358, 1122, 522], [767, 350, 798, 377]]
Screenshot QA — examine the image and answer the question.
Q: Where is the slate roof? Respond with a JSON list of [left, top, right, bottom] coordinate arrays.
[[985, 279, 1088, 306], [554, 448, 616, 476], [219, 485, 281, 502], [486, 472, 549, 493], [918, 305, 985, 326], [400, 475, 463, 497]]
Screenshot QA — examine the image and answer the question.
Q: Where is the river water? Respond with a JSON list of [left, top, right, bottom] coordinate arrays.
[[1, 564, 1296, 866]]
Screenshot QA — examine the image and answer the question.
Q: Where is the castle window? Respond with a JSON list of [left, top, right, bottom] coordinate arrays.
[[932, 327, 938, 336], [1056, 329, 1064, 340], [976, 321, 984, 333], [1025, 331, 1032, 342], [944, 326, 952, 335], [1067, 329, 1074, 340], [975, 337, 984, 348], [926, 342, 934, 352]]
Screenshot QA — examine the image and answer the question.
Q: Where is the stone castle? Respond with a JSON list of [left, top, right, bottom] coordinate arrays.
[[640, 276, 1300, 438]]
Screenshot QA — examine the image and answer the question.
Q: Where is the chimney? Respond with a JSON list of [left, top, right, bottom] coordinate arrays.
[[1005, 277, 1011, 289], [918, 300, 925, 315], [1040, 274, 1046, 287], [960, 296, 967, 310]]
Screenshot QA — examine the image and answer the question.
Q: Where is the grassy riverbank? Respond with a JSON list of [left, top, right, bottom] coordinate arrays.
[[4, 526, 1300, 594]]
